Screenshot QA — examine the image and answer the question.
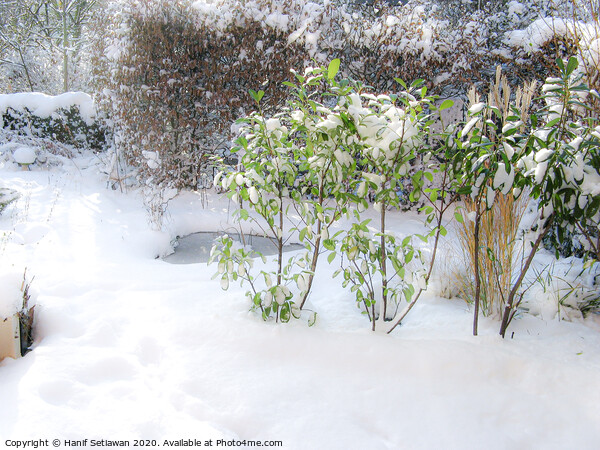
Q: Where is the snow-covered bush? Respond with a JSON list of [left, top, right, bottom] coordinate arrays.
[[528, 58, 600, 260], [454, 57, 600, 336], [94, 0, 595, 191], [98, 0, 307, 190], [0, 92, 108, 152], [505, 2, 600, 99], [210, 61, 357, 324], [211, 60, 464, 330], [0, 186, 19, 215], [329, 81, 433, 331]]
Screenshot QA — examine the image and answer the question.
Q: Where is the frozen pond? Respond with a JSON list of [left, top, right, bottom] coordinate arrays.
[[163, 232, 303, 264]]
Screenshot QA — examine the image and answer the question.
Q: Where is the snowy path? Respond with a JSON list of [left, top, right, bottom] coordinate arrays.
[[1, 158, 600, 449]]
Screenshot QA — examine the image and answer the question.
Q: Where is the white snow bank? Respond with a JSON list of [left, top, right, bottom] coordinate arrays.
[[0, 271, 25, 318], [1, 152, 600, 448], [0, 92, 96, 126], [12, 222, 51, 245], [506, 17, 600, 60]]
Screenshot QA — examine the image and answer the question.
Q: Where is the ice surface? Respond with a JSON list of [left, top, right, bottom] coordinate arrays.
[[163, 232, 303, 264]]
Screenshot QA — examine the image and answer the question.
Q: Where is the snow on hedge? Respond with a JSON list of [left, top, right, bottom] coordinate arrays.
[[505, 17, 600, 68], [0, 92, 96, 126]]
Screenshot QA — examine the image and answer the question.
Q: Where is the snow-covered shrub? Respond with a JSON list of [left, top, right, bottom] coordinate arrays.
[[505, 2, 600, 100], [94, 0, 594, 190], [329, 82, 431, 330], [0, 186, 19, 215], [329, 84, 467, 333], [528, 58, 600, 261], [0, 92, 107, 152], [210, 61, 359, 324], [98, 0, 307, 190], [211, 60, 463, 331], [454, 57, 600, 336]]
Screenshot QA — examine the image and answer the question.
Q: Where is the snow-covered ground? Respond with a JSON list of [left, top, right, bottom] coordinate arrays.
[[1, 153, 600, 449]]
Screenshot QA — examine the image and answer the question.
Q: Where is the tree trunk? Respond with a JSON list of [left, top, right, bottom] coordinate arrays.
[[62, 1, 69, 92]]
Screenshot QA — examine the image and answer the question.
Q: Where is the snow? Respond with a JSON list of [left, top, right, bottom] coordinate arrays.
[[0, 271, 25, 318], [505, 18, 571, 52], [507, 0, 525, 16], [0, 92, 96, 126], [12, 146, 37, 165], [1, 152, 600, 448]]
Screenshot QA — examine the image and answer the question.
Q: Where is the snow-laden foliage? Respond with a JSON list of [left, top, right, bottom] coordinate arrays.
[[93, 0, 598, 191], [0, 92, 107, 153], [454, 57, 600, 336], [96, 0, 310, 191], [0, 186, 19, 216], [211, 56, 599, 336], [209, 62, 357, 325], [210, 61, 463, 331]]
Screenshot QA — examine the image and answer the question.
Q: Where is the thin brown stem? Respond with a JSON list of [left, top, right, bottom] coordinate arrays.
[[473, 199, 482, 336], [499, 219, 552, 337]]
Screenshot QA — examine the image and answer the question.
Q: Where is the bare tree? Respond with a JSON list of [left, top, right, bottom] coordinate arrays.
[[0, 0, 98, 93]]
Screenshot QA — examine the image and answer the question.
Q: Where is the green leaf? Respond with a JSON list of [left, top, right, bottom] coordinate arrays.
[[299, 227, 307, 242], [280, 303, 291, 323], [454, 210, 464, 223], [565, 56, 579, 76], [416, 233, 428, 243], [327, 252, 337, 264], [439, 99, 454, 111], [308, 312, 317, 327], [546, 117, 561, 129], [328, 59, 341, 80], [411, 78, 425, 88], [249, 89, 265, 104], [292, 304, 302, 319], [323, 239, 336, 251], [587, 196, 600, 218], [394, 78, 408, 89]]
